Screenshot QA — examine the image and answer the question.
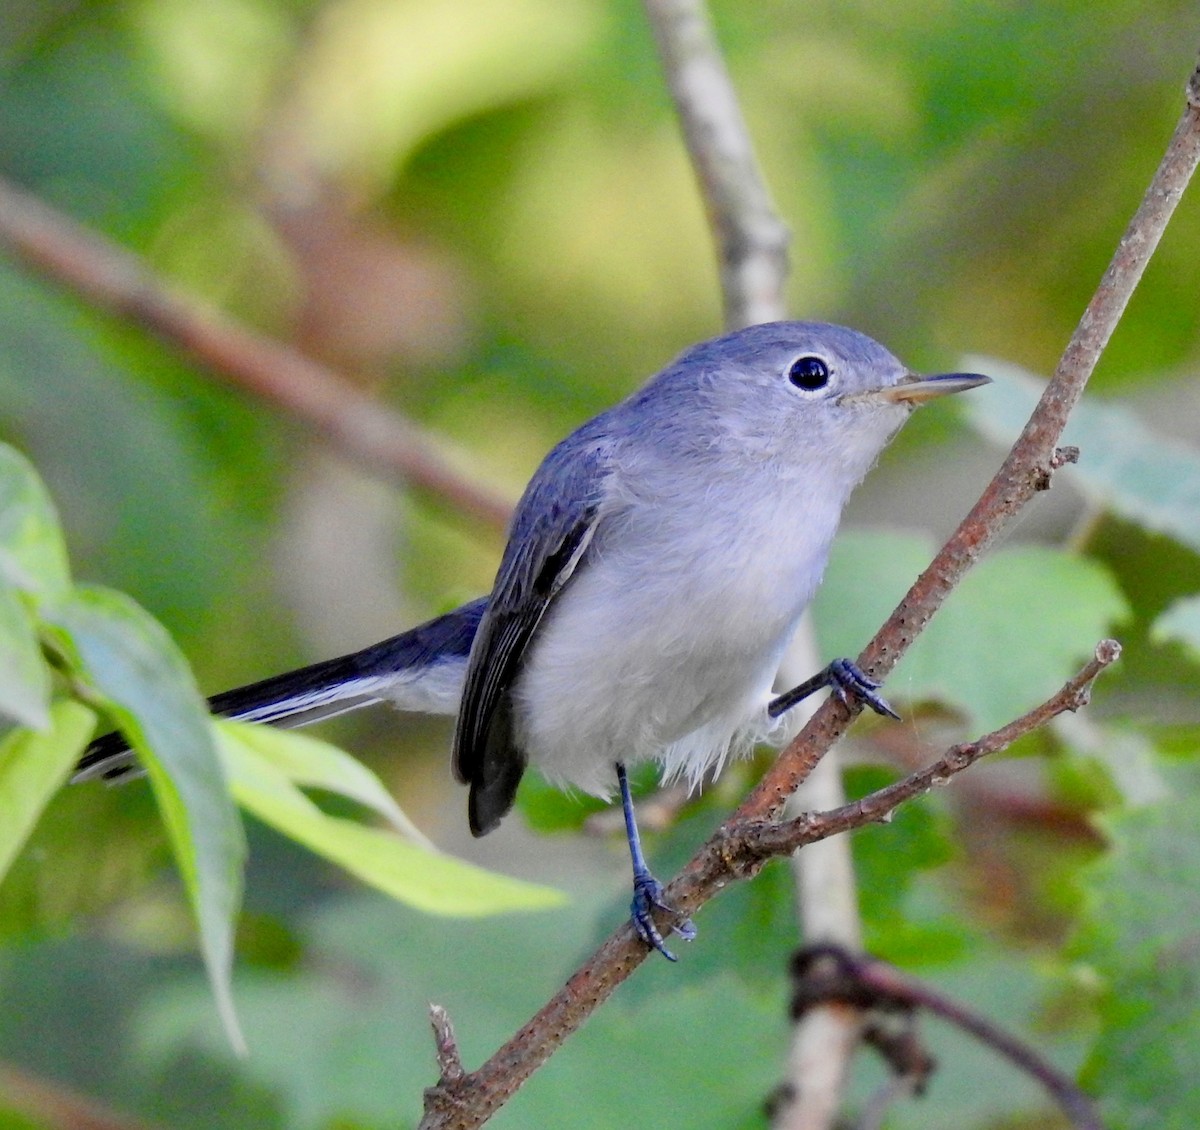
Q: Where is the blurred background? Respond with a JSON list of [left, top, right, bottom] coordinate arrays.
[[1, 1, 1199, 1127]]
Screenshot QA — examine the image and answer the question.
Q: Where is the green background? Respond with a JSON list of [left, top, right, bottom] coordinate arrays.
[[2, 1, 1200, 1127]]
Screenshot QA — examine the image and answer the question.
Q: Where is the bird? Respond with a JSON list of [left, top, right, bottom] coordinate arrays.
[[76, 321, 990, 959]]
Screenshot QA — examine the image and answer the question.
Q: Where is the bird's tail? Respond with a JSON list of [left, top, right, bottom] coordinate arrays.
[[73, 597, 487, 783]]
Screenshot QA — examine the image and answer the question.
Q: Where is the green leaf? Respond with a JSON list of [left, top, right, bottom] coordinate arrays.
[[813, 528, 934, 656], [0, 700, 95, 880], [517, 765, 616, 832], [0, 442, 70, 600], [218, 725, 565, 916], [0, 582, 50, 729], [218, 721, 431, 847], [1076, 798, 1200, 1128], [43, 585, 246, 1052], [961, 359, 1200, 554], [1151, 594, 1200, 660], [911, 546, 1128, 731], [815, 533, 1128, 731]]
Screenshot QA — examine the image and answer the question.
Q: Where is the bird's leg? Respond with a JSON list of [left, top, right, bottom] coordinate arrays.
[[617, 762, 696, 961], [768, 658, 900, 721]]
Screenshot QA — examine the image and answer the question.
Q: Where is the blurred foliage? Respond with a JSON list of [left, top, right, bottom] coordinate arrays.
[[0, 0, 1199, 1127]]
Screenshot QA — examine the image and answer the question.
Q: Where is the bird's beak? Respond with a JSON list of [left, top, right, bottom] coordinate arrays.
[[873, 371, 992, 405]]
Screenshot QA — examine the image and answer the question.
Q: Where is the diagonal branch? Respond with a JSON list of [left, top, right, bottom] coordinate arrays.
[[0, 176, 513, 532], [789, 946, 1102, 1130], [418, 44, 1200, 1126]]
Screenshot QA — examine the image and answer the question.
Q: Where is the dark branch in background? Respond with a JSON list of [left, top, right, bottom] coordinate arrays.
[[418, 46, 1200, 1127], [0, 177, 513, 533], [642, 0, 790, 329], [790, 945, 1102, 1130], [420, 643, 1122, 1127]]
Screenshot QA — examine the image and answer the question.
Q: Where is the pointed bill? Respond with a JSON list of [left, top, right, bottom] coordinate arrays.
[[874, 371, 992, 404]]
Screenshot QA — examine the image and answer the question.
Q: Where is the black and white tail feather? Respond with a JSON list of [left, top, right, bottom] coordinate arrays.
[[73, 598, 487, 783]]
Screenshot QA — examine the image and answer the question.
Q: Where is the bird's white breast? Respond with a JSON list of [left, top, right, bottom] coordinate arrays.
[[511, 455, 852, 796]]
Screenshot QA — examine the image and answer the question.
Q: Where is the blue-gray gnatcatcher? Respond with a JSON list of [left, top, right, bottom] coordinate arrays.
[[77, 321, 989, 958]]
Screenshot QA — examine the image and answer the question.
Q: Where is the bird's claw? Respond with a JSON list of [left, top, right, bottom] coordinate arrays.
[[630, 870, 696, 961], [826, 658, 900, 720]]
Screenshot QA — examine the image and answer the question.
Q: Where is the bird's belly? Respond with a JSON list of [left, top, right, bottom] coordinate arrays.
[[510, 540, 823, 797]]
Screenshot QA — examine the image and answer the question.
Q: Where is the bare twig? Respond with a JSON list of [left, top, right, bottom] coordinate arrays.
[[428, 1004, 465, 1084], [420, 641, 1121, 1127], [790, 946, 1102, 1130], [716, 640, 1121, 863], [641, 0, 790, 329], [0, 176, 512, 532]]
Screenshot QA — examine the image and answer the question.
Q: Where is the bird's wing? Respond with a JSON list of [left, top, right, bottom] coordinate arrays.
[[453, 437, 612, 834]]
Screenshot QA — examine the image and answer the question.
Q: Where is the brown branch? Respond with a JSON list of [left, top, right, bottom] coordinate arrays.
[[790, 946, 1102, 1130], [420, 642, 1121, 1127], [428, 1003, 465, 1084], [0, 176, 513, 533], [641, 0, 790, 328], [713, 640, 1121, 864]]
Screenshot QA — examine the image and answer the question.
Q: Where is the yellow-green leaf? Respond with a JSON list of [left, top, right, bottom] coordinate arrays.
[[0, 700, 94, 879], [0, 581, 50, 729], [0, 442, 70, 600], [219, 725, 565, 916], [44, 585, 246, 1052], [218, 720, 431, 848]]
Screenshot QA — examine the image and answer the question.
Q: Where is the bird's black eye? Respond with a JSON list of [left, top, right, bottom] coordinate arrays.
[[788, 355, 830, 391]]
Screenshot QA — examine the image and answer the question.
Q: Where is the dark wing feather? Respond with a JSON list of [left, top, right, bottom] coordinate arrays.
[[453, 436, 611, 834]]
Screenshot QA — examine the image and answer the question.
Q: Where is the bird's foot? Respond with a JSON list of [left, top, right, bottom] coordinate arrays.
[[630, 869, 696, 961], [825, 658, 900, 720], [769, 658, 900, 721]]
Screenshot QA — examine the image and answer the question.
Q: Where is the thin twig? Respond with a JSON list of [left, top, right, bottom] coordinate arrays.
[[427, 1004, 465, 1084], [0, 176, 512, 532], [716, 640, 1121, 863], [641, 0, 790, 329]]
